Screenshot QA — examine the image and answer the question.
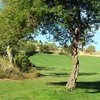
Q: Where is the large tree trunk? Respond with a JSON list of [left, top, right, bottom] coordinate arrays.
[[66, 29, 79, 90], [66, 0, 81, 90], [66, 40, 79, 90]]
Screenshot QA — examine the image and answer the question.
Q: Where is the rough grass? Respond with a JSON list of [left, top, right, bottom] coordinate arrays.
[[0, 53, 100, 100], [0, 56, 38, 79]]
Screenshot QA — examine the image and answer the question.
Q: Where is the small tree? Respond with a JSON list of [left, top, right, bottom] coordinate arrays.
[[59, 45, 70, 55], [39, 42, 56, 54], [85, 45, 95, 53]]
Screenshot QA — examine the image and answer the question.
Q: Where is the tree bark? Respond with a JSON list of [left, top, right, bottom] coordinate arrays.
[[6, 45, 13, 65], [66, 40, 79, 90], [66, 29, 79, 90], [66, 0, 81, 90]]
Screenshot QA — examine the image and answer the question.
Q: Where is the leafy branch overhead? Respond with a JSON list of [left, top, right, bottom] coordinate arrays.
[[0, 0, 99, 46]]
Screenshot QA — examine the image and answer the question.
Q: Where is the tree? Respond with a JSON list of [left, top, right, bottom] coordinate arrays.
[[0, 0, 39, 63], [0, 0, 38, 50], [0, 0, 100, 90], [85, 45, 95, 53], [0, 0, 49, 72], [39, 42, 56, 53], [59, 45, 71, 56], [36, 0, 100, 90]]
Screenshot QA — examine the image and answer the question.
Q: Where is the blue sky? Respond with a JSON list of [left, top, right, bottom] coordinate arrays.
[[92, 30, 100, 51], [35, 30, 100, 51]]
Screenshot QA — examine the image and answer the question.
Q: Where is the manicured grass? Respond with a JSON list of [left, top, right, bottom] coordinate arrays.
[[0, 53, 100, 100]]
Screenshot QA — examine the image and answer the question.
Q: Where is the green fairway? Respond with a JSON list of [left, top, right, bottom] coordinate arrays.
[[0, 54, 100, 100]]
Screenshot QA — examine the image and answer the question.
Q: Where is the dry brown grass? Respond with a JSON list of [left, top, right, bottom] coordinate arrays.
[[79, 51, 100, 57], [0, 56, 39, 80]]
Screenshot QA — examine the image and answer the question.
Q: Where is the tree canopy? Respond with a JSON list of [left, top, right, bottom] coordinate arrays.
[[0, 0, 99, 46], [40, 0, 100, 44], [0, 0, 38, 50]]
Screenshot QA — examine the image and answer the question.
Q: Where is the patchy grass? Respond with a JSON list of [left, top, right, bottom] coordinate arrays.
[[0, 54, 100, 100]]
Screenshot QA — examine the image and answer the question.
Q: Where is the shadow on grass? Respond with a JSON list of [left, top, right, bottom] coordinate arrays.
[[36, 65, 98, 75], [39, 71, 98, 77], [49, 73, 68, 77], [39, 72, 68, 77], [36, 66, 55, 71], [79, 73, 97, 76], [47, 81, 100, 93], [36, 65, 98, 76]]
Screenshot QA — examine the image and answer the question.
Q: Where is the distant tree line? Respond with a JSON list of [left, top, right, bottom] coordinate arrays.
[[85, 45, 95, 53]]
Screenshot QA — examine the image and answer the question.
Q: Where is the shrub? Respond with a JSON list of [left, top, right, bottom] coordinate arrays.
[[0, 39, 39, 79], [59, 46, 70, 56], [0, 56, 24, 79], [18, 40, 37, 56], [0, 56, 39, 79], [0, 66, 39, 79], [24, 44, 37, 56], [85, 45, 95, 53], [23, 67, 40, 79], [39, 42, 56, 54], [14, 54, 32, 72], [59, 51, 65, 55], [0, 67, 24, 79], [0, 56, 11, 72], [0, 48, 6, 55]]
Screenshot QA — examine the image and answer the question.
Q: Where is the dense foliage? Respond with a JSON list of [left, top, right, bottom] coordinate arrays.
[[0, 0, 38, 54], [39, 42, 56, 53]]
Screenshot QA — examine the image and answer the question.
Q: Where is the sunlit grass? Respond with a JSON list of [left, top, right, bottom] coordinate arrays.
[[0, 54, 100, 100]]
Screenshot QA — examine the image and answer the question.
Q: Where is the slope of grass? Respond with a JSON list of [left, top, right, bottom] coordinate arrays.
[[0, 53, 100, 100]]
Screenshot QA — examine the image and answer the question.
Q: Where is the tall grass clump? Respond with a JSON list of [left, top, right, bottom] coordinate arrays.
[[0, 56, 24, 79], [0, 56, 39, 79]]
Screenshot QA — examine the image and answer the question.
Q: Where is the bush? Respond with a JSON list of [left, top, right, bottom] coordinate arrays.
[[0, 56, 9, 67], [0, 56, 39, 79], [0, 56, 24, 79], [24, 44, 37, 56], [59, 51, 65, 55], [0, 67, 24, 79], [59, 46, 70, 56], [14, 54, 32, 72], [18, 40, 37, 56], [0, 48, 6, 55], [0, 66, 39, 79], [23, 67, 40, 79], [39, 42, 56, 54], [85, 45, 95, 53]]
